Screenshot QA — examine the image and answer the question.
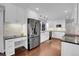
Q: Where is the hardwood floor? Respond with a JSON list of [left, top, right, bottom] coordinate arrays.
[[15, 39, 61, 56]]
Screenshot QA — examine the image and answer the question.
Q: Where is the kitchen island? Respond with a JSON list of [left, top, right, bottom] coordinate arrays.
[[61, 34, 79, 56]]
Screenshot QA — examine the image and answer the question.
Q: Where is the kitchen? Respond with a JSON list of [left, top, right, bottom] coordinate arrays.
[[0, 3, 79, 56], [0, 3, 49, 56]]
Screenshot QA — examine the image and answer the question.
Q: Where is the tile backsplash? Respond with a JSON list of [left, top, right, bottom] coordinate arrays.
[[4, 23, 25, 37]]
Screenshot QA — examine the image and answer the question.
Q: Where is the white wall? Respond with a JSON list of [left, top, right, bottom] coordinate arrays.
[[48, 19, 65, 29], [27, 9, 39, 19], [0, 6, 4, 53], [4, 23, 23, 37]]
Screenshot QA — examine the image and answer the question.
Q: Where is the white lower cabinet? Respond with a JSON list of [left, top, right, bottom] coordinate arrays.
[[14, 37, 27, 49], [5, 39, 15, 56], [52, 32, 65, 40], [5, 37, 27, 56], [61, 42, 79, 56], [40, 32, 49, 43]]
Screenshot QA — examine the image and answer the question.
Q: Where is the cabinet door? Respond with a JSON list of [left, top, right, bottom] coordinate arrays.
[[44, 32, 49, 40], [61, 42, 79, 56], [5, 4, 17, 23], [14, 37, 26, 48], [16, 7, 25, 24], [5, 4, 25, 23], [41, 32, 49, 43], [5, 39, 15, 56], [24, 37, 28, 49], [52, 32, 65, 39], [40, 33, 45, 42]]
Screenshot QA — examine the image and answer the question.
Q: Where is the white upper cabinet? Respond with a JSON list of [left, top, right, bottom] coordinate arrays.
[[5, 4, 25, 24], [5, 4, 17, 23], [16, 7, 25, 24]]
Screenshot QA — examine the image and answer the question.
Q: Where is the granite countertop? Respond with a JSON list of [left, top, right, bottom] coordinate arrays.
[[61, 34, 79, 45], [41, 31, 49, 33], [41, 30, 65, 33], [47, 28, 66, 32], [4, 35, 27, 40]]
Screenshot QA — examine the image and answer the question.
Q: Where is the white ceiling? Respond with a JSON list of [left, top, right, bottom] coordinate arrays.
[[13, 3, 76, 21]]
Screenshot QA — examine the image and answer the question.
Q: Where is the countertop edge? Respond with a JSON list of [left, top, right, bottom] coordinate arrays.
[[61, 40, 79, 45], [4, 36, 27, 40]]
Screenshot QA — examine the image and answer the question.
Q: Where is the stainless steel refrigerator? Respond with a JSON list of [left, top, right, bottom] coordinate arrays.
[[27, 18, 40, 50]]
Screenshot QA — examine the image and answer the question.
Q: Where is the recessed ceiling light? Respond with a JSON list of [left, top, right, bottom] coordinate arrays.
[[45, 15, 48, 18], [35, 8, 39, 11], [64, 10, 68, 14]]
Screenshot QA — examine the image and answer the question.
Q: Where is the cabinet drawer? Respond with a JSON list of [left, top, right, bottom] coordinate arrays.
[[5, 39, 14, 44], [41, 32, 49, 43], [5, 49, 15, 56], [5, 39, 15, 56], [5, 40, 14, 47]]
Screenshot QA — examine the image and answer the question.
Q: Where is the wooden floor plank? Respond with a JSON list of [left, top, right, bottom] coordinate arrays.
[[15, 39, 61, 56]]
